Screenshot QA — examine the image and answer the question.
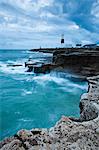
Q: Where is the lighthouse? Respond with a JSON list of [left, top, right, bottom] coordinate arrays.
[[61, 34, 64, 47]]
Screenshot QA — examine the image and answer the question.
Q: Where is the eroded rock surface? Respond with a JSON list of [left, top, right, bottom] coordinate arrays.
[[53, 50, 99, 76], [0, 76, 99, 150]]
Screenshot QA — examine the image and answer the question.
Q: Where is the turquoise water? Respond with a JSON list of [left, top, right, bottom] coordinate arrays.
[[0, 50, 87, 140]]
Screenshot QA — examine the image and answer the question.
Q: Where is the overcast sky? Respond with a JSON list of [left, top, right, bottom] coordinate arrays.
[[0, 0, 99, 49]]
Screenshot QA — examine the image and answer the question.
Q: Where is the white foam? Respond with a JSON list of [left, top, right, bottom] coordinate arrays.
[[0, 61, 34, 75], [0, 61, 23, 74], [26, 51, 53, 56], [21, 89, 32, 96], [7, 60, 16, 64], [67, 82, 87, 90], [50, 71, 88, 90], [18, 118, 33, 122], [33, 74, 87, 91], [0, 60, 87, 91], [33, 74, 68, 85]]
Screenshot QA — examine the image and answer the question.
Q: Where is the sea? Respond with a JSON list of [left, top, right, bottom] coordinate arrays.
[[0, 49, 87, 140]]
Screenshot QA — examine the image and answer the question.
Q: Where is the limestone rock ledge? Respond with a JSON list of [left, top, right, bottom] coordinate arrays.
[[0, 76, 99, 150]]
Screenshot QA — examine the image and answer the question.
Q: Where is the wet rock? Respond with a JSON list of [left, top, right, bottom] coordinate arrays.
[[31, 129, 42, 135], [7, 64, 23, 67], [26, 65, 33, 72], [34, 64, 56, 74]]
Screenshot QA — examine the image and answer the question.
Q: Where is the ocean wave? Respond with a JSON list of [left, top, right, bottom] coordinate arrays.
[[0, 60, 34, 75], [26, 51, 53, 56], [33, 74, 68, 85], [33, 74, 87, 90], [0, 58, 47, 75], [0, 63, 26, 74]]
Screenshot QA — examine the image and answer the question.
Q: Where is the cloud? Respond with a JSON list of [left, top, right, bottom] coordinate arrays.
[[91, 0, 99, 23], [91, 0, 99, 16], [0, 0, 99, 49]]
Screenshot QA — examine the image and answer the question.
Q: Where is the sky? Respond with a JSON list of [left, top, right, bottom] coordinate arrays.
[[0, 0, 99, 49]]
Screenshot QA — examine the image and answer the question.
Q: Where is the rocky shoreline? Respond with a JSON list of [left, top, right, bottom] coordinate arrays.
[[0, 75, 99, 149], [0, 49, 99, 150], [28, 48, 99, 76]]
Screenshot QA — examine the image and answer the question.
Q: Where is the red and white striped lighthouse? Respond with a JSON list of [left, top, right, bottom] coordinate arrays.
[[61, 34, 64, 44]]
